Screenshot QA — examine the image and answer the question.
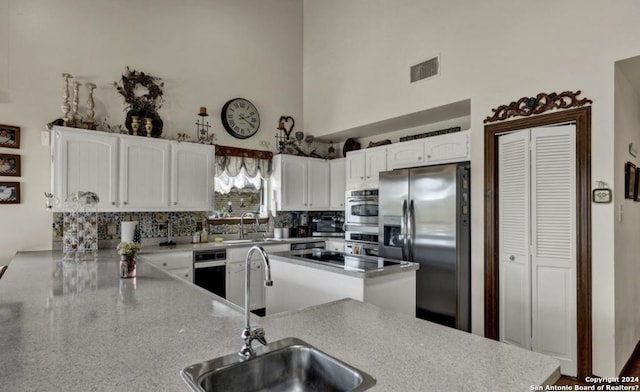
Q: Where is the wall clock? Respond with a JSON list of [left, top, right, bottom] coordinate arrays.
[[221, 98, 260, 139]]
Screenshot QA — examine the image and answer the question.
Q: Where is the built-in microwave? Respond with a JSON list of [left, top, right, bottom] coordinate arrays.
[[346, 189, 378, 225]]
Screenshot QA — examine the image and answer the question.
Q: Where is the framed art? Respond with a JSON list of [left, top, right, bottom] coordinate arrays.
[[635, 169, 640, 201], [0, 181, 20, 204], [0, 153, 20, 176], [0, 124, 20, 149], [625, 162, 636, 199]]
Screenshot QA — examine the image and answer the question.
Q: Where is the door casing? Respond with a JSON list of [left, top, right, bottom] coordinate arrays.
[[484, 106, 592, 379]]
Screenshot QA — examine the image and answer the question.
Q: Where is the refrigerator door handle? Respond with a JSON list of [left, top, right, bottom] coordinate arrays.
[[401, 199, 408, 261], [408, 199, 415, 261]]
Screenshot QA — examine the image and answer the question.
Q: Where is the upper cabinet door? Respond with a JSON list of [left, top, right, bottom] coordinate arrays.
[[281, 155, 307, 210], [345, 150, 366, 186], [52, 127, 118, 211], [364, 147, 387, 187], [171, 143, 214, 210], [120, 137, 170, 209], [423, 130, 470, 165], [387, 141, 425, 170], [307, 158, 330, 210], [329, 158, 346, 210]]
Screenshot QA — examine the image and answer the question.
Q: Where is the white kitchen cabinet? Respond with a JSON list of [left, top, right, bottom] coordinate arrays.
[[386, 130, 471, 170], [271, 155, 330, 211], [52, 126, 215, 211], [329, 158, 346, 210], [387, 140, 425, 170], [423, 130, 470, 165], [142, 251, 193, 282], [227, 243, 290, 310], [52, 127, 119, 211], [345, 146, 387, 190], [325, 238, 345, 252], [227, 260, 265, 310], [120, 136, 171, 209], [171, 142, 214, 210]]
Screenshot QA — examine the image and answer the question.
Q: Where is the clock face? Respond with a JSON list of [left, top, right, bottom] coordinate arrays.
[[221, 98, 260, 139]]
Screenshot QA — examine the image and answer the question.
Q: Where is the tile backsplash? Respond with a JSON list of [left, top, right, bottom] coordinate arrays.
[[52, 211, 209, 243], [52, 210, 341, 248]]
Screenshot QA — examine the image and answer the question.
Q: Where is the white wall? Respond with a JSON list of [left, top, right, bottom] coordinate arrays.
[[0, 0, 303, 264], [303, 0, 640, 377], [614, 61, 640, 375]]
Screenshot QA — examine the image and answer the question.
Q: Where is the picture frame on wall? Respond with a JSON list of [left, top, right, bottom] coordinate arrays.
[[0, 153, 20, 176], [0, 124, 20, 149], [0, 181, 20, 204], [625, 161, 636, 199], [635, 170, 640, 201]]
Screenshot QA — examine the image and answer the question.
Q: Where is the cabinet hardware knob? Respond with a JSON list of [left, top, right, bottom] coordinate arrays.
[[112, 202, 116, 205], [123, 201, 128, 205], [174, 202, 178, 205], [427, 155, 431, 159], [418, 156, 422, 160], [185, 274, 189, 278], [360, 176, 364, 179], [163, 262, 167, 266], [509, 255, 515, 261]]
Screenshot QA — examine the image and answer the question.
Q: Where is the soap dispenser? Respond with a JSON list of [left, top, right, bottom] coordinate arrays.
[[200, 220, 208, 243]]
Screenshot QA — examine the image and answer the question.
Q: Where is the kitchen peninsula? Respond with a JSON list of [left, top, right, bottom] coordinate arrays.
[[0, 250, 560, 391], [266, 249, 419, 315]]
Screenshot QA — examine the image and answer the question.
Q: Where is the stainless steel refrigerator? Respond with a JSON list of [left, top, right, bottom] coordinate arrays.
[[378, 163, 470, 331]]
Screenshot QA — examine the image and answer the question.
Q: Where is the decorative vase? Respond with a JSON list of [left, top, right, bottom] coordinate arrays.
[[144, 118, 153, 137], [131, 116, 140, 136], [125, 109, 163, 137], [282, 227, 290, 238], [120, 255, 136, 278], [274, 228, 283, 239]]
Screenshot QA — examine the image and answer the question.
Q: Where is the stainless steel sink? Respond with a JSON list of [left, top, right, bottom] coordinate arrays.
[[181, 337, 376, 392], [223, 239, 261, 244]]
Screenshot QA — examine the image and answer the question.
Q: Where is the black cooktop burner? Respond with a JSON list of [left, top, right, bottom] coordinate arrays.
[[292, 250, 400, 271]]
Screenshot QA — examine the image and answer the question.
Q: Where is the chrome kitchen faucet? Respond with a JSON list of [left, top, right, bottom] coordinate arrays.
[[238, 246, 273, 359]]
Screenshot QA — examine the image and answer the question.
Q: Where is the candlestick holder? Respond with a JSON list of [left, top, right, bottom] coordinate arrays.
[[61, 73, 72, 126], [195, 107, 212, 143]]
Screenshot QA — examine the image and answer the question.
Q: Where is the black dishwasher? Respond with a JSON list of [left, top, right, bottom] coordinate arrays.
[[193, 249, 227, 299]]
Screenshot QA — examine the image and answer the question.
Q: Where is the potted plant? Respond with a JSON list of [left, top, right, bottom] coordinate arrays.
[[273, 213, 292, 239], [117, 241, 141, 278]]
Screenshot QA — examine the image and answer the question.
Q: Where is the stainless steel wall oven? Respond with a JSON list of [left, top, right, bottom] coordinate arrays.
[[346, 189, 378, 225]]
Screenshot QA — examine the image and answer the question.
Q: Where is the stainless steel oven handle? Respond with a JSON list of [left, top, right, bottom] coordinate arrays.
[[347, 197, 378, 202], [401, 200, 408, 261]]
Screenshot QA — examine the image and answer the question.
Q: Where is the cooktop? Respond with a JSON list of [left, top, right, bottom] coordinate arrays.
[[291, 250, 401, 272]]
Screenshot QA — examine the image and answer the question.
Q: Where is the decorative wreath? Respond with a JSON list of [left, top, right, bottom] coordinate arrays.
[[113, 66, 164, 112]]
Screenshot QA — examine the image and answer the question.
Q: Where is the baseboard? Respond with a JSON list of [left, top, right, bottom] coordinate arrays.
[[619, 339, 640, 377]]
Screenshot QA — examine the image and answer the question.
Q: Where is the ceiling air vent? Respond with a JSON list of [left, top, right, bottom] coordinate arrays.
[[410, 56, 439, 83]]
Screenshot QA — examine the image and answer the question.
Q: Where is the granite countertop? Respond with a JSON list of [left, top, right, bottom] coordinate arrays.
[[138, 236, 329, 254], [0, 250, 560, 391], [270, 249, 420, 278]]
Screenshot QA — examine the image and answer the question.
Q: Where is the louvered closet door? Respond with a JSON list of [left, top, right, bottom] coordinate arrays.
[[498, 130, 531, 350], [531, 124, 577, 377]]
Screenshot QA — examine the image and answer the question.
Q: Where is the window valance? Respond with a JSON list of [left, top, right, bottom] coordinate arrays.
[[214, 145, 273, 179]]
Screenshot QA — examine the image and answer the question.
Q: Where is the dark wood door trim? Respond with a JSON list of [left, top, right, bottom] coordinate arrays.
[[484, 106, 592, 379]]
